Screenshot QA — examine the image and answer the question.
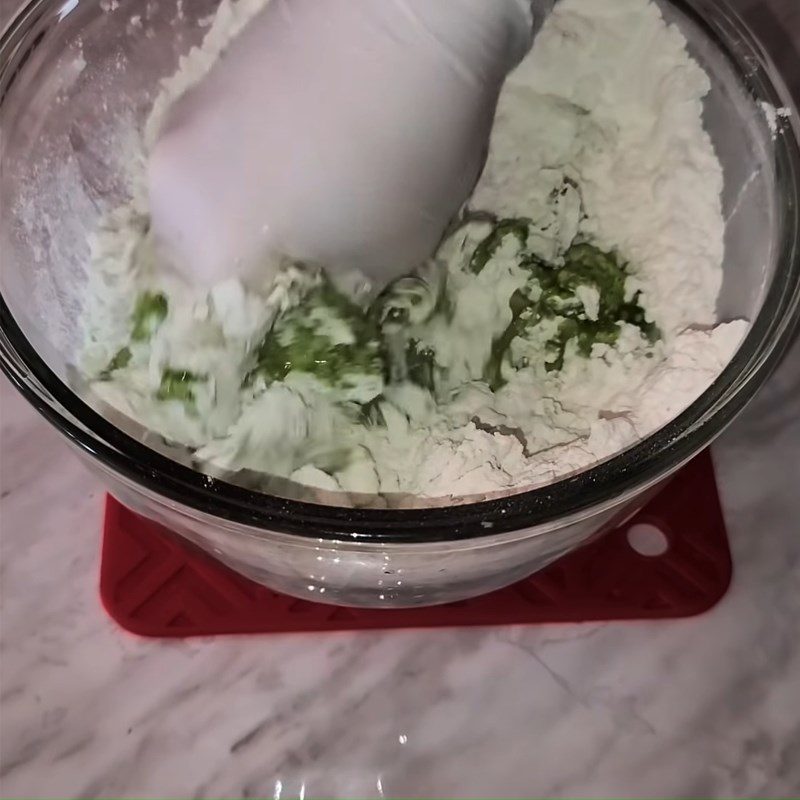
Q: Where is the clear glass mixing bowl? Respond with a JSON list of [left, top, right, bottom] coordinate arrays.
[[1, 0, 798, 607]]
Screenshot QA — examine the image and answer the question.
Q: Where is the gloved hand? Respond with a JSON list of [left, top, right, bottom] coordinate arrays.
[[148, 0, 551, 289]]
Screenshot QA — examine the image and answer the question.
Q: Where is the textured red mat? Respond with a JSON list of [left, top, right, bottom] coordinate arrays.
[[100, 451, 731, 637]]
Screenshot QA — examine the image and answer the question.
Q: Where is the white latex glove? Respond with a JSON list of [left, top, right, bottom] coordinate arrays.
[[148, 0, 549, 288]]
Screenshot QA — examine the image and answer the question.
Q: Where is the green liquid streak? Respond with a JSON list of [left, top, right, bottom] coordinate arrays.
[[131, 292, 168, 342], [250, 280, 384, 388], [156, 369, 203, 404]]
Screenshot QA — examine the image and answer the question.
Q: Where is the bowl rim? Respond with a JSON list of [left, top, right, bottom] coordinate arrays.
[[2, 0, 800, 544]]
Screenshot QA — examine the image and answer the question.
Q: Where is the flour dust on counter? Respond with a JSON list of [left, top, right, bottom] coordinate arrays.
[[79, 0, 748, 507]]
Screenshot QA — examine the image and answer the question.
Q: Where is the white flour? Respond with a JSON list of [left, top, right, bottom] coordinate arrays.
[[80, 0, 748, 507], [475, 0, 727, 335], [760, 101, 793, 138]]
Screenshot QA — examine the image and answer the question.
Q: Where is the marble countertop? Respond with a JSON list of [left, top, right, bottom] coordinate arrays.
[[2, 348, 799, 800], [1, 1, 799, 798]]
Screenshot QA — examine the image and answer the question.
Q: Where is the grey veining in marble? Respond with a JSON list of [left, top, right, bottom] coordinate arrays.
[[1, 0, 800, 797]]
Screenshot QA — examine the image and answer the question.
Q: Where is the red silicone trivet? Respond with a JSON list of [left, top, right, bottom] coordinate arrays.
[[100, 450, 732, 637]]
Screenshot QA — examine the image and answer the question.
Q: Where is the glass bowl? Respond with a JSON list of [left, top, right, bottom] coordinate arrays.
[[1, 0, 798, 607]]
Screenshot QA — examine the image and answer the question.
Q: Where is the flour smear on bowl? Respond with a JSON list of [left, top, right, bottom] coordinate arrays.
[[79, 0, 748, 506]]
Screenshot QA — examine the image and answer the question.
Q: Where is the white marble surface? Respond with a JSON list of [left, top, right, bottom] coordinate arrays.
[[1, 338, 799, 799]]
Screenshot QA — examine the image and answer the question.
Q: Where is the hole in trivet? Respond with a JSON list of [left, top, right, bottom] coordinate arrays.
[[627, 523, 669, 557]]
